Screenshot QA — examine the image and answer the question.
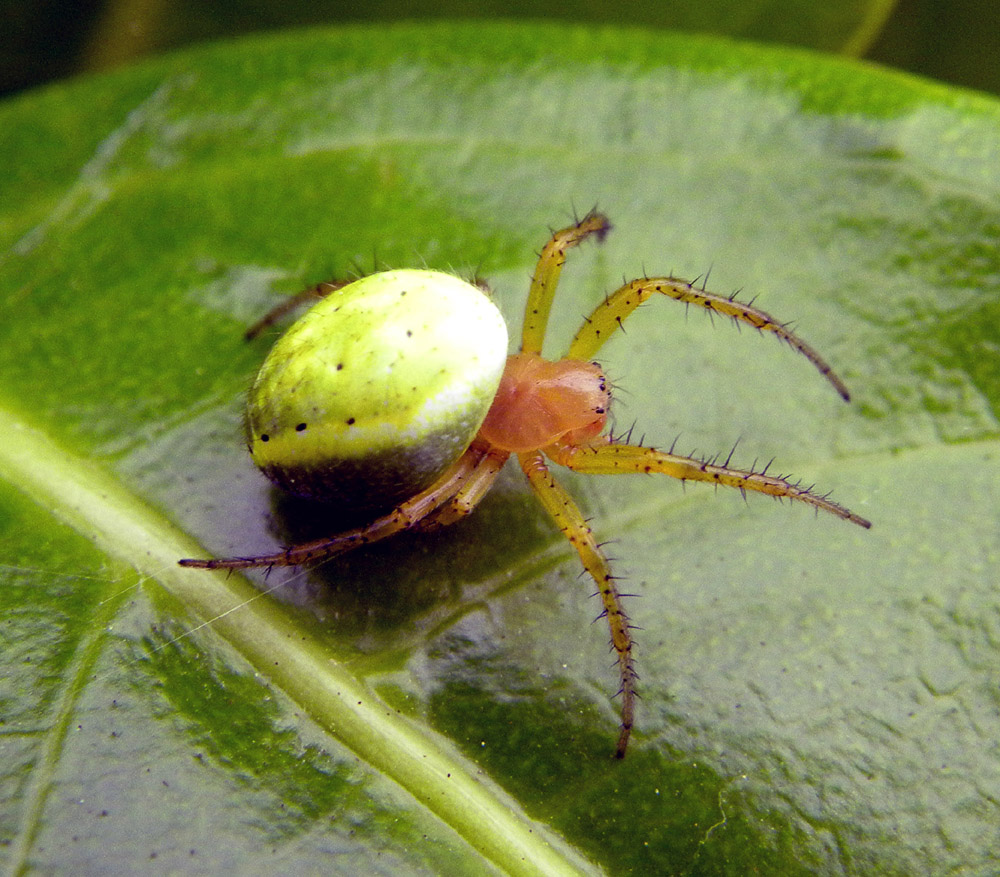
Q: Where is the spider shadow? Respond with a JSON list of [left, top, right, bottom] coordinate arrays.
[[258, 465, 553, 637]]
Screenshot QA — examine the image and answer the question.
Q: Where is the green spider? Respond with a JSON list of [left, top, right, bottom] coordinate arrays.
[[181, 212, 871, 757]]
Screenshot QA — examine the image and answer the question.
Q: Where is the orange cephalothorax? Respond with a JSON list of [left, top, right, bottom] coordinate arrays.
[[477, 353, 610, 453]]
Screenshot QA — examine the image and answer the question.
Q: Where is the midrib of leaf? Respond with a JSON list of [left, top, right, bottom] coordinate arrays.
[[5, 558, 138, 875], [0, 405, 600, 877]]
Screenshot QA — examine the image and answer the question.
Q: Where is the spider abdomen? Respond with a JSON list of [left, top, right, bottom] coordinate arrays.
[[478, 353, 609, 453], [245, 269, 508, 514]]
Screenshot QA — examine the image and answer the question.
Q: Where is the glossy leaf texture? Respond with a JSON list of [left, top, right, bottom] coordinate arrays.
[[2, 21, 999, 876]]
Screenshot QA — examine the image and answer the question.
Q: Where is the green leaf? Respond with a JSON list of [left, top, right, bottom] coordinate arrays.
[[2, 21, 999, 875]]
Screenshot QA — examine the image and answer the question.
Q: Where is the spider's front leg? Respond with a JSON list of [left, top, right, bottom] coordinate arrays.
[[518, 450, 637, 758], [569, 277, 852, 401], [546, 442, 872, 528], [520, 211, 611, 356]]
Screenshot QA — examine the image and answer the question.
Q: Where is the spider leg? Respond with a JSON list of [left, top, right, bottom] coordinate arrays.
[[520, 211, 611, 356], [413, 445, 511, 532], [244, 279, 353, 340], [568, 277, 851, 401], [518, 450, 637, 758], [546, 442, 872, 529], [178, 443, 490, 570]]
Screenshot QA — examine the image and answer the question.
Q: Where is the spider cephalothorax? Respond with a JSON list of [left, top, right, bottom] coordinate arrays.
[[181, 212, 871, 757]]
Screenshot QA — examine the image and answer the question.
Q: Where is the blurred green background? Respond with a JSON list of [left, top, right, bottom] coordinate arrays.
[[2, 0, 998, 99]]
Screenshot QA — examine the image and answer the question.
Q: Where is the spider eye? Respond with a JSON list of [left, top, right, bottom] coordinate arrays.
[[246, 269, 509, 517]]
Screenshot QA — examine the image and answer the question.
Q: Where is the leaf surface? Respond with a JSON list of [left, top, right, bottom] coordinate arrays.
[[2, 22, 999, 875]]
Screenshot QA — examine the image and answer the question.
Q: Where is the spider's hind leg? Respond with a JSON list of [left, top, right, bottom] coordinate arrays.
[[412, 445, 511, 532], [244, 279, 353, 340], [178, 444, 493, 570]]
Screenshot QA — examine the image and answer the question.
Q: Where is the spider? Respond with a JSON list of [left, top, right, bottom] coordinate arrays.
[[181, 212, 871, 758]]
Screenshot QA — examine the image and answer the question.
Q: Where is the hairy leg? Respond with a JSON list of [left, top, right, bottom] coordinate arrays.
[[520, 211, 611, 356], [568, 277, 851, 401], [244, 280, 352, 340], [546, 442, 871, 528], [518, 450, 637, 758], [413, 445, 511, 531], [179, 443, 491, 570]]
